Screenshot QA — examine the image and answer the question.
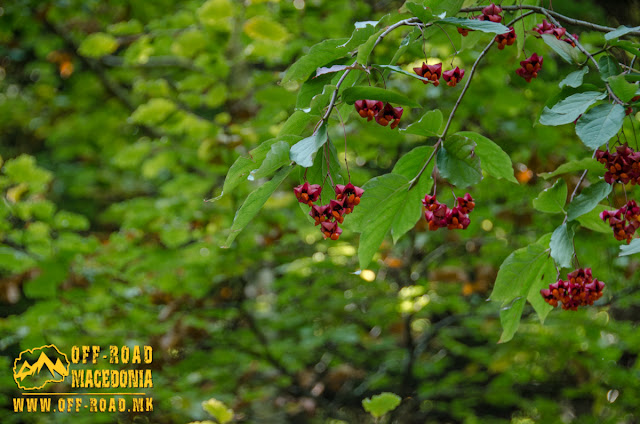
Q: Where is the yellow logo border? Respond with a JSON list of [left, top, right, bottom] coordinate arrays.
[[12, 344, 70, 390]]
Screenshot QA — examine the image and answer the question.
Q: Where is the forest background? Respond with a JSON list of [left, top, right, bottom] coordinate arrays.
[[2, 0, 640, 423]]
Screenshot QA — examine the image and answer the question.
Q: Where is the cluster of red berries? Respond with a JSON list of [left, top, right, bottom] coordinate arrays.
[[413, 62, 466, 88], [516, 53, 544, 83], [596, 144, 640, 185], [458, 3, 503, 37], [294, 182, 364, 240], [354, 100, 403, 129], [533, 19, 578, 47], [600, 200, 640, 244], [495, 27, 516, 50], [422, 193, 475, 231], [540, 268, 605, 311]]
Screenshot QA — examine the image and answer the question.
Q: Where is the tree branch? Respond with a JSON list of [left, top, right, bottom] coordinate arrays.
[[408, 11, 535, 190], [461, 5, 640, 36]]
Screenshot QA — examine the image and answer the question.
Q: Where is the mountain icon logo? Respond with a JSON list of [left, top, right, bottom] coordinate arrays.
[[12, 345, 70, 390]]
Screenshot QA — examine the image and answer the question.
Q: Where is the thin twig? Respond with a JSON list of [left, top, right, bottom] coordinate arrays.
[[320, 18, 423, 123], [321, 69, 352, 122], [408, 38, 496, 189], [434, 23, 459, 62], [461, 5, 640, 36], [628, 115, 639, 150], [335, 107, 351, 182], [537, 10, 624, 105]]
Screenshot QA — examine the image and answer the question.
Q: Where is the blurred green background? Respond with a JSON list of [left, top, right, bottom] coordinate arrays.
[[1, 0, 640, 423]]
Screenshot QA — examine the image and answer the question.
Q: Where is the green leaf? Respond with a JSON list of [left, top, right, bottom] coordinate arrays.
[[566, 180, 613, 221], [376, 65, 431, 83], [491, 235, 555, 343], [539, 158, 603, 179], [3, 154, 53, 192], [130, 98, 176, 126], [278, 111, 313, 137], [608, 75, 639, 103], [243, 16, 290, 42], [248, 141, 290, 181], [383, 28, 421, 78], [356, 28, 385, 65], [438, 17, 510, 34], [53, 211, 90, 231], [575, 103, 626, 150], [290, 124, 329, 168], [404, 2, 437, 23], [436, 135, 482, 188], [362, 392, 402, 419], [605, 25, 640, 40], [499, 297, 527, 345], [598, 55, 621, 81], [425, 0, 464, 17], [533, 179, 567, 214], [539, 91, 606, 126], [456, 131, 517, 183], [577, 204, 613, 233], [541, 33, 581, 64], [78, 33, 119, 58], [550, 223, 575, 268], [24, 259, 69, 298], [198, 0, 233, 27], [620, 238, 640, 256], [342, 86, 421, 108], [296, 71, 335, 111], [305, 84, 337, 116], [202, 398, 234, 424], [107, 20, 143, 36], [222, 135, 302, 196], [340, 21, 379, 50], [350, 174, 411, 268], [559, 66, 589, 89], [223, 165, 293, 248], [282, 39, 349, 85], [0, 247, 37, 273], [402, 110, 443, 137], [390, 146, 435, 243], [625, 73, 640, 82], [609, 39, 640, 58]]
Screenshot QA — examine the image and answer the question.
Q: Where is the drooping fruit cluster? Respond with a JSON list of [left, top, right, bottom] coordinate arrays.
[[477, 3, 503, 22], [516, 53, 543, 82], [295, 182, 364, 240], [413, 62, 442, 86], [495, 26, 516, 49], [443, 67, 465, 87], [533, 19, 578, 46], [413, 62, 465, 88], [540, 268, 605, 311], [600, 200, 640, 244], [422, 193, 475, 231], [595, 144, 640, 185], [458, 3, 503, 36], [354, 100, 403, 129]]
